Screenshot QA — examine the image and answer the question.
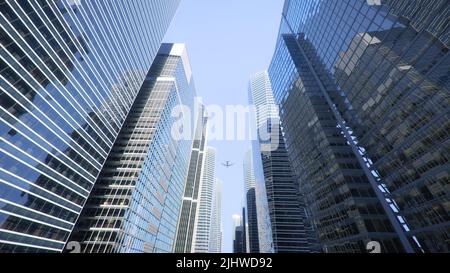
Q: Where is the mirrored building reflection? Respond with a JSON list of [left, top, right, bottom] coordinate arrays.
[[268, 0, 449, 253]]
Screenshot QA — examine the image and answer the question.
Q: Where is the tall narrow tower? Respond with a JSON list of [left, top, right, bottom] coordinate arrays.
[[193, 147, 217, 253], [209, 179, 223, 253], [174, 106, 209, 253], [243, 148, 260, 253], [249, 71, 317, 253], [69, 43, 196, 253]]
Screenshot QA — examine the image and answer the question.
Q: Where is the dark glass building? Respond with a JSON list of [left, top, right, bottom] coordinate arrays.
[[249, 71, 319, 253], [0, 0, 179, 252], [268, 0, 449, 253], [233, 226, 245, 253], [232, 210, 247, 253], [69, 43, 196, 253], [333, 21, 450, 254], [243, 148, 260, 253]]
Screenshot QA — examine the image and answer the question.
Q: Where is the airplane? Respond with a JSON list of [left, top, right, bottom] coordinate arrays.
[[221, 161, 235, 168]]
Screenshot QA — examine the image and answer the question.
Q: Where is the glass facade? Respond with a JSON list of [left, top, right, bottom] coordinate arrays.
[[249, 71, 319, 253], [251, 141, 275, 253], [174, 105, 208, 253], [0, 0, 179, 253], [243, 148, 260, 253], [193, 147, 216, 253], [269, 0, 449, 252], [209, 179, 222, 253], [232, 214, 245, 253], [232, 207, 248, 253], [68, 43, 195, 253]]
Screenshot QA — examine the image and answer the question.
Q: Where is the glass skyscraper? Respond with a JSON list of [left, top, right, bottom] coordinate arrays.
[[249, 71, 318, 253], [232, 214, 245, 253], [251, 140, 274, 253], [0, 0, 179, 253], [269, 0, 449, 253], [174, 105, 208, 253], [68, 43, 196, 253], [209, 179, 222, 253], [243, 148, 260, 253], [193, 147, 216, 253]]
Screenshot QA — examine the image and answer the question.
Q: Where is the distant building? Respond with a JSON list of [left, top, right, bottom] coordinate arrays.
[[193, 147, 217, 252], [232, 213, 246, 253], [243, 149, 260, 253], [209, 179, 223, 253], [242, 207, 247, 253], [249, 71, 318, 252]]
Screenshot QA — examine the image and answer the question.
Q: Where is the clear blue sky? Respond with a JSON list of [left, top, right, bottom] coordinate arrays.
[[164, 0, 284, 253]]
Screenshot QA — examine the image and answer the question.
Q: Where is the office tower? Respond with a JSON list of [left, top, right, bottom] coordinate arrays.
[[253, 157, 275, 253], [243, 148, 260, 253], [242, 206, 248, 253], [268, 0, 449, 253], [209, 179, 222, 253], [0, 0, 180, 253], [249, 71, 318, 253], [250, 141, 274, 253], [233, 227, 244, 253], [232, 211, 247, 253], [333, 13, 450, 253], [193, 147, 216, 253], [232, 214, 244, 253], [68, 43, 196, 253], [232, 214, 242, 232], [174, 106, 208, 253]]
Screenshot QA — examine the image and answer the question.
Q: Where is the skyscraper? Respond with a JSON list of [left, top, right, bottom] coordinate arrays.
[[241, 206, 247, 253], [248, 71, 318, 253], [243, 148, 260, 253], [268, 0, 449, 253], [232, 210, 248, 253], [252, 152, 275, 253], [250, 138, 274, 253], [0, 0, 180, 253], [333, 15, 450, 253], [69, 43, 196, 253], [209, 179, 222, 253], [193, 147, 216, 253], [174, 106, 208, 253], [232, 214, 245, 253]]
